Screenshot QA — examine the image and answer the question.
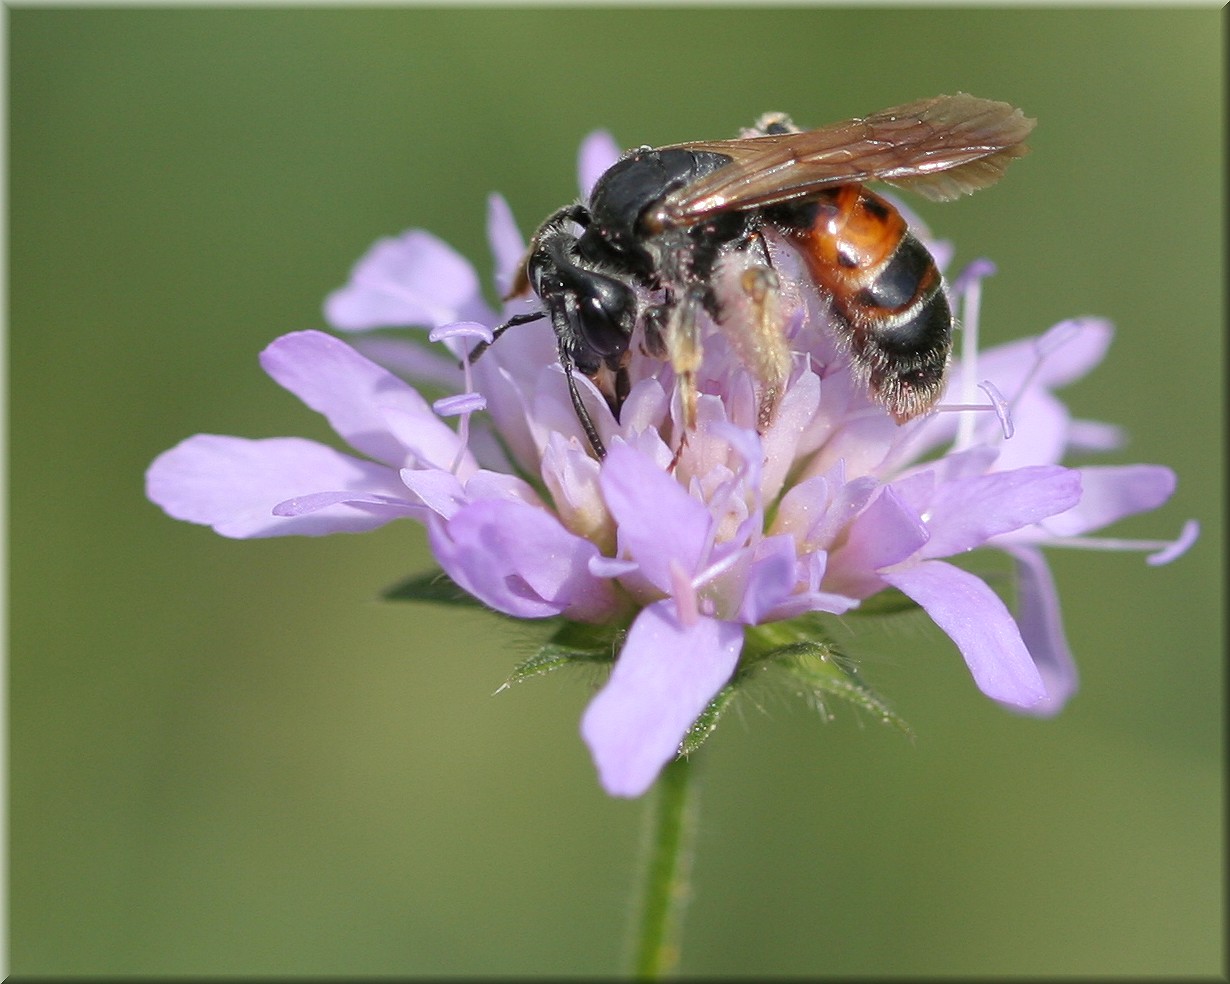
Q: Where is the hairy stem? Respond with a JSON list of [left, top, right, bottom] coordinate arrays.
[[627, 754, 702, 978]]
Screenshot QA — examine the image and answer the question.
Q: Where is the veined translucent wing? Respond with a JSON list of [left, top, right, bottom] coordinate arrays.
[[653, 93, 1036, 227]]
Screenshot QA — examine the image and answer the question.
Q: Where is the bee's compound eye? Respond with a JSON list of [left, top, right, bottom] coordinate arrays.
[[577, 274, 635, 360]]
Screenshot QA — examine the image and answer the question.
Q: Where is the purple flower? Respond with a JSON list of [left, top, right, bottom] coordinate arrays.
[[147, 133, 1196, 798]]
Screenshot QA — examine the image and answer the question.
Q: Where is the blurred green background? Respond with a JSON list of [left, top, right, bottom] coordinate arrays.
[[8, 7, 1222, 977]]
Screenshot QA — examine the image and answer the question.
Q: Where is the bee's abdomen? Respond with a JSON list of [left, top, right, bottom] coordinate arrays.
[[778, 184, 952, 421]]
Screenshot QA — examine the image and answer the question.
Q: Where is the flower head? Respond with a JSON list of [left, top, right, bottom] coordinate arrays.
[[147, 133, 1196, 798]]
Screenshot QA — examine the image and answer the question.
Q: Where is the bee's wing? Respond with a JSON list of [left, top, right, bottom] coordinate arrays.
[[658, 93, 1036, 225]]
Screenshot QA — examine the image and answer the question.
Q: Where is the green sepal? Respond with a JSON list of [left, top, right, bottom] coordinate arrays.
[[843, 586, 922, 617], [503, 619, 623, 687], [673, 616, 823, 757], [678, 682, 738, 757], [740, 611, 837, 663], [777, 644, 913, 736], [381, 568, 487, 608], [743, 616, 913, 737]]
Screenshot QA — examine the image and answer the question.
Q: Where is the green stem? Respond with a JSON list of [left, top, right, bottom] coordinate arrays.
[[627, 754, 702, 979]]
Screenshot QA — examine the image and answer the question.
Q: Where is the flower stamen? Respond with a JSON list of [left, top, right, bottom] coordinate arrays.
[[1024, 519, 1199, 565], [934, 380, 1014, 440], [951, 259, 995, 453], [429, 322, 493, 474]]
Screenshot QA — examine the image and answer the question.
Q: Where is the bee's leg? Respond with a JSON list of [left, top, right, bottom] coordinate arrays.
[[642, 305, 668, 360], [710, 227, 791, 434], [550, 291, 609, 460], [562, 354, 608, 459], [665, 283, 707, 438], [737, 264, 791, 432], [613, 361, 630, 414]]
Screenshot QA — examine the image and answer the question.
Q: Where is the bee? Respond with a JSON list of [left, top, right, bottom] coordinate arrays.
[[473, 93, 1036, 458]]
